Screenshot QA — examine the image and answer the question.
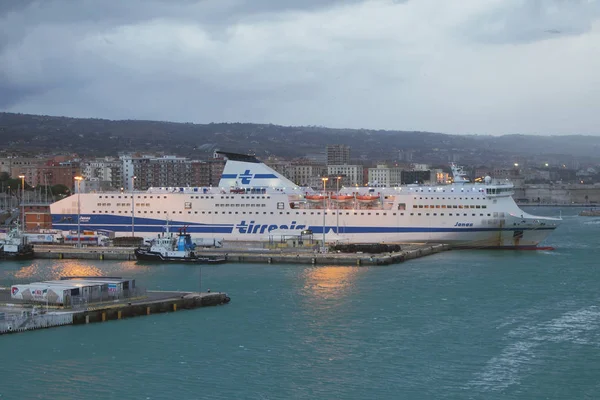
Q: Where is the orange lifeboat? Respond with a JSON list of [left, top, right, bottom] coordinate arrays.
[[330, 194, 354, 202], [356, 194, 380, 203], [305, 194, 328, 202]]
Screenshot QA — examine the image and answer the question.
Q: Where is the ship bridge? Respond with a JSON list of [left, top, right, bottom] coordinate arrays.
[[485, 185, 514, 197]]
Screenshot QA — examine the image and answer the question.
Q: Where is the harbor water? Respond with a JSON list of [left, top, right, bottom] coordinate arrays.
[[1, 207, 599, 399]]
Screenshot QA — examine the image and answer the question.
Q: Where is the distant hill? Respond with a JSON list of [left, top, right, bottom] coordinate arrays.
[[1, 112, 598, 165]]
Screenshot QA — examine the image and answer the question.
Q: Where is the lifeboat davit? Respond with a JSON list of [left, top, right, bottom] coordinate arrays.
[[305, 194, 328, 202], [356, 194, 380, 203], [330, 194, 354, 202]]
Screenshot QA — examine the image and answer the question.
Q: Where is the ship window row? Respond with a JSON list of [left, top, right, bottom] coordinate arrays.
[[89, 210, 493, 218], [189, 196, 215, 199], [98, 195, 169, 199], [413, 205, 487, 209], [216, 204, 266, 207], [486, 188, 512, 195], [418, 197, 485, 201], [418, 197, 484, 201], [407, 212, 492, 217], [220, 196, 269, 200]]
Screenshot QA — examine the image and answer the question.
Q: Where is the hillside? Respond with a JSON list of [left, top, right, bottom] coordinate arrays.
[[1, 112, 598, 165]]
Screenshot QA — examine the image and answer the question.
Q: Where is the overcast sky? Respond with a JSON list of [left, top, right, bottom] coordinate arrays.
[[1, 0, 599, 135]]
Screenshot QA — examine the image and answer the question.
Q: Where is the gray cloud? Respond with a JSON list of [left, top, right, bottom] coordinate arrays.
[[1, 0, 599, 135], [465, 0, 600, 44]]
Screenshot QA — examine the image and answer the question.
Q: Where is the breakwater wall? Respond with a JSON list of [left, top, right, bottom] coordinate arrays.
[[0, 291, 230, 335]]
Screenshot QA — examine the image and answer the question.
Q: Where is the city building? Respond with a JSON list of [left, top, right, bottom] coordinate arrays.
[[327, 165, 364, 187], [191, 158, 226, 187], [120, 155, 192, 190], [0, 157, 43, 179], [326, 145, 350, 165], [82, 157, 123, 190], [286, 164, 327, 187], [368, 165, 403, 187]]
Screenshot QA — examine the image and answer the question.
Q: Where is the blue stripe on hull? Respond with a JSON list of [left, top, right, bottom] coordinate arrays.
[[52, 224, 234, 234], [51, 214, 555, 235], [52, 214, 232, 227]]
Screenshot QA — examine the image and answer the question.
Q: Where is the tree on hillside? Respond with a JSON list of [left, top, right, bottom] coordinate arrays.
[[51, 184, 70, 198]]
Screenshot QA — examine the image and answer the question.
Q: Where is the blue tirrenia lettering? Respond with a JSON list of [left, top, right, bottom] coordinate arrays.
[[236, 220, 306, 234]]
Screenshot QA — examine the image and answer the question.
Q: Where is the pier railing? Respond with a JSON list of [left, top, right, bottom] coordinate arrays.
[[69, 287, 147, 310]]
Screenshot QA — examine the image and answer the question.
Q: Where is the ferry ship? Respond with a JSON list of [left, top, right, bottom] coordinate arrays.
[[50, 152, 561, 249]]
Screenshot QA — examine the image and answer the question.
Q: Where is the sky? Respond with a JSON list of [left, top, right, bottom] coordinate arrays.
[[1, 0, 599, 135]]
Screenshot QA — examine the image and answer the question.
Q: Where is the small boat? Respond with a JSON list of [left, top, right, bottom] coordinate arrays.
[[305, 194, 328, 202], [356, 194, 380, 203], [330, 194, 354, 202], [134, 224, 227, 264], [0, 223, 34, 260]]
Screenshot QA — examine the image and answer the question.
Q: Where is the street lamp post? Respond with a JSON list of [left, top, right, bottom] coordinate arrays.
[[131, 176, 137, 237], [336, 176, 341, 234], [74, 176, 83, 248], [18, 175, 25, 230], [321, 177, 328, 253]]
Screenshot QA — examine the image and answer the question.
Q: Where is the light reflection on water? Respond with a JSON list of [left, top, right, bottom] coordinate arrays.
[[301, 265, 363, 300], [3, 260, 151, 284]]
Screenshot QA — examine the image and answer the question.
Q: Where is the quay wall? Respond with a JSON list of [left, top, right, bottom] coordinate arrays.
[[0, 292, 230, 335], [72, 292, 229, 324], [0, 313, 73, 334], [33, 243, 451, 265]]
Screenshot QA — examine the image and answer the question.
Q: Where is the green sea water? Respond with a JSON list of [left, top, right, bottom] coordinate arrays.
[[1, 207, 599, 399]]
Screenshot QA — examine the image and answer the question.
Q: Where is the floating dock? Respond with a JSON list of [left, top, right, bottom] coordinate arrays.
[[0, 289, 230, 335], [31, 243, 450, 265]]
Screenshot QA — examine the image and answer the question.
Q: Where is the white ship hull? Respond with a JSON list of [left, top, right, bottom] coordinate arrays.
[[50, 153, 560, 249]]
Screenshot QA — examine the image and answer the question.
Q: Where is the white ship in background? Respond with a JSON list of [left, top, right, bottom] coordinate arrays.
[[50, 152, 561, 249]]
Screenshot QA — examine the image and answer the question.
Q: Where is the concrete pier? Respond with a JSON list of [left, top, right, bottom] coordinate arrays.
[[32, 243, 450, 266], [0, 290, 230, 335]]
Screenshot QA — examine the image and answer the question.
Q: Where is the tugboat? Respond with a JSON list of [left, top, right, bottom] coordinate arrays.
[[0, 223, 34, 260], [134, 225, 226, 264]]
